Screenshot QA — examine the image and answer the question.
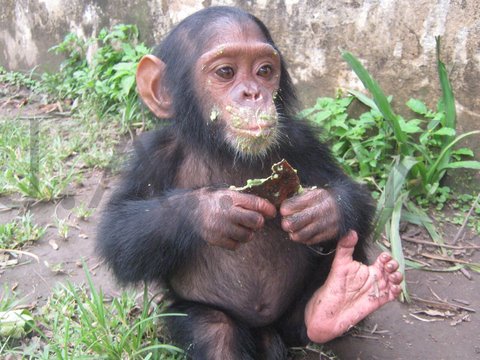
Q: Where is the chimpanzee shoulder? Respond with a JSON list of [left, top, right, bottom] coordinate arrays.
[[113, 125, 185, 200]]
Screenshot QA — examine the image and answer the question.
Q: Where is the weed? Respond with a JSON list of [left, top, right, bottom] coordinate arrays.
[[302, 38, 480, 300], [0, 285, 20, 312], [0, 212, 46, 249], [72, 202, 95, 221], [0, 271, 184, 359], [42, 24, 153, 132], [0, 66, 38, 90], [0, 114, 120, 201], [53, 217, 70, 240]]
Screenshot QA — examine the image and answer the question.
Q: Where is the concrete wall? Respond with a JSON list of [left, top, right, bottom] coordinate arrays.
[[1, 0, 479, 160]]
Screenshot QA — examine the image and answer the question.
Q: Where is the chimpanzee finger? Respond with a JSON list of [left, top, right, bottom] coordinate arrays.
[[288, 218, 338, 245], [281, 208, 316, 234], [280, 189, 322, 216], [232, 192, 277, 218], [231, 207, 265, 230]]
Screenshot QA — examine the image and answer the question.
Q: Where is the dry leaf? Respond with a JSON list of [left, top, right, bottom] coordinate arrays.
[[48, 239, 59, 250]]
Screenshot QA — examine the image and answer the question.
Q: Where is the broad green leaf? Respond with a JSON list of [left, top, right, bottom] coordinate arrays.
[[406, 98, 428, 115], [433, 127, 456, 137], [373, 156, 417, 241], [452, 148, 474, 157]]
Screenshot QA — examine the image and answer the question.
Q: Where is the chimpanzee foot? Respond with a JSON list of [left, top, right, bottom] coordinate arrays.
[[304, 231, 403, 343]]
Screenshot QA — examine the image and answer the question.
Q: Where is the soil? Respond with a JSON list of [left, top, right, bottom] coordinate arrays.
[[1, 85, 479, 360]]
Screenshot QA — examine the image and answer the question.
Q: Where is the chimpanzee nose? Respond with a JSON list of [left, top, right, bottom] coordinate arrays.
[[242, 82, 262, 101]]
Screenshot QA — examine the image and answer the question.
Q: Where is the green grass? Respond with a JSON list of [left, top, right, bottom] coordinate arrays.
[[0, 212, 46, 249], [0, 270, 184, 359], [0, 114, 120, 201]]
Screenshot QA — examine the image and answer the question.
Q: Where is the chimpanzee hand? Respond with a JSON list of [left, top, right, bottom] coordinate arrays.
[[280, 188, 340, 245], [196, 189, 276, 250]]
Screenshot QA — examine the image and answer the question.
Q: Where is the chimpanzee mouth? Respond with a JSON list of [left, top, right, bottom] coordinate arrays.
[[232, 123, 276, 138]]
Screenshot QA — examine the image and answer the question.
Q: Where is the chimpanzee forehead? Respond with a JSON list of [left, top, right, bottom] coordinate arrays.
[[198, 42, 279, 65]]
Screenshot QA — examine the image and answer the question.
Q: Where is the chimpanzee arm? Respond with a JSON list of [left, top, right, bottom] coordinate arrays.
[[324, 177, 375, 242], [98, 188, 204, 284], [96, 128, 201, 283]]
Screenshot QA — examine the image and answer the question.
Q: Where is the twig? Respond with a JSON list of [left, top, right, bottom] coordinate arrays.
[[420, 252, 480, 266], [452, 192, 480, 244], [452, 298, 470, 306], [411, 295, 476, 313], [0, 249, 39, 262], [459, 267, 473, 280], [429, 286, 444, 302], [402, 236, 480, 250], [404, 256, 431, 267], [17, 112, 71, 120]]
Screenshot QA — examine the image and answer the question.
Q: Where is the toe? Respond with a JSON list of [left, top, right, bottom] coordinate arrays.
[[389, 271, 403, 284], [391, 284, 402, 296], [332, 231, 358, 266], [385, 259, 399, 273], [380, 252, 392, 263]]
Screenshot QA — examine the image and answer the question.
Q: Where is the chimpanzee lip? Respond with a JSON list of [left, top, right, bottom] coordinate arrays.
[[232, 124, 276, 137]]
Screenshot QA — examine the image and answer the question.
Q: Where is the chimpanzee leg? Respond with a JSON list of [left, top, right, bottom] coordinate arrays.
[[166, 301, 257, 360], [254, 327, 289, 360]]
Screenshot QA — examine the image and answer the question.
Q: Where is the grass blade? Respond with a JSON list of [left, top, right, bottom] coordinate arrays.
[[426, 130, 480, 183], [436, 36, 456, 132], [390, 192, 410, 302], [342, 51, 408, 148], [406, 201, 446, 255], [439, 160, 480, 171], [373, 156, 417, 241], [347, 89, 379, 111]]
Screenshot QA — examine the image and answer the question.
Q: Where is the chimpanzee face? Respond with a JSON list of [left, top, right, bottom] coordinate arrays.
[[194, 22, 282, 157]]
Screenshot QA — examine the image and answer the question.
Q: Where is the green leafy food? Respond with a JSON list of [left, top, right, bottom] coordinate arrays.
[[232, 159, 301, 207]]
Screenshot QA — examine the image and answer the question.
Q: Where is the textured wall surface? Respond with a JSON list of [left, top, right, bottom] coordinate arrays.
[[1, 0, 479, 161]]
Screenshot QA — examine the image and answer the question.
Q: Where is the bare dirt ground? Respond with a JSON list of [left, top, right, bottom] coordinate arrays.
[[1, 87, 479, 360]]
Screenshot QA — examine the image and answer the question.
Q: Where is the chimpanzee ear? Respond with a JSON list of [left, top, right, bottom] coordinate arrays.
[[136, 55, 174, 119]]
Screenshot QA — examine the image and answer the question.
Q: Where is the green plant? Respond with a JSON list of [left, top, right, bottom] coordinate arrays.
[[0, 285, 20, 312], [1, 272, 183, 359], [302, 37, 480, 300], [54, 217, 70, 240], [300, 96, 393, 197], [0, 112, 120, 201], [0, 66, 38, 89], [43, 24, 152, 131], [72, 202, 95, 221], [0, 212, 46, 249]]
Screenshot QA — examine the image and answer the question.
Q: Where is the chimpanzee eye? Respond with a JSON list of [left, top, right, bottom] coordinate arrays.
[[215, 66, 235, 80], [257, 65, 273, 78]]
